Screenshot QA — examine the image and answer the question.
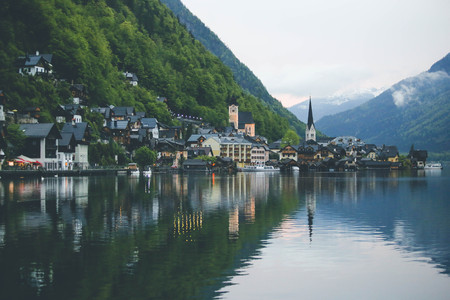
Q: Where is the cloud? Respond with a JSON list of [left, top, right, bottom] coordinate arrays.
[[390, 71, 450, 107]]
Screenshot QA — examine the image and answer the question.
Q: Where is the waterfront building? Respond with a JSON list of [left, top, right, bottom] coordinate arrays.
[[219, 136, 252, 168], [20, 123, 61, 170]]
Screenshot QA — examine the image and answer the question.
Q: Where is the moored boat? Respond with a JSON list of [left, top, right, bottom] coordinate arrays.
[[242, 164, 280, 172], [424, 162, 443, 169]]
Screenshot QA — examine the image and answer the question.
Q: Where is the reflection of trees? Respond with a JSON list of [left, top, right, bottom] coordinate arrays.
[[0, 173, 304, 299]]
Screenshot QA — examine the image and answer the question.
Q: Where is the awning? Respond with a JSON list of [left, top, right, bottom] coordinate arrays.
[[15, 155, 39, 164]]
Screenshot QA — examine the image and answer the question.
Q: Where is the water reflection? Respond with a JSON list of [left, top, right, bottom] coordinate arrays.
[[0, 169, 449, 299]]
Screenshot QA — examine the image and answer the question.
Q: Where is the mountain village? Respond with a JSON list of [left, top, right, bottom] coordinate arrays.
[[0, 51, 428, 173]]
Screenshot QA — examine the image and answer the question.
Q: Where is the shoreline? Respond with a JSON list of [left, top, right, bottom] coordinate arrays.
[[0, 168, 128, 179]]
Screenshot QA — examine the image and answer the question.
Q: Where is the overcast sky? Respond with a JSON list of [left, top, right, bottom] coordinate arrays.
[[180, 0, 450, 107]]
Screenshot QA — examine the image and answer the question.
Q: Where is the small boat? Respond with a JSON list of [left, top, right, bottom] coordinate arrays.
[[424, 162, 443, 169], [242, 164, 280, 172]]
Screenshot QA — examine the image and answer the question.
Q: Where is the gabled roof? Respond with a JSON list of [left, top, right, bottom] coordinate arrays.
[[106, 120, 129, 130], [20, 123, 61, 139], [19, 53, 53, 67], [61, 122, 89, 142], [380, 145, 399, 158], [60, 104, 82, 115], [136, 112, 145, 118], [123, 72, 138, 81], [269, 139, 282, 150], [91, 107, 111, 119], [238, 111, 254, 126], [141, 118, 158, 129], [128, 115, 141, 123], [112, 106, 134, 117], [58, 132, 76, 147]]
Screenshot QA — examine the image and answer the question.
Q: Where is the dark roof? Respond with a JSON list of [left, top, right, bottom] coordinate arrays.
[[91, 107, 111, 119], [20, 123, 61, 139], [307, 98, 315, 129], [124, 72, 138, 81], [380, 145, 399, 158], [61, 122, 89, 142], [269, 139, 282, 150], [183, 159, 207, 167], [58, 132, 75, 147], [187, 147, 212, 156], [238, 111, 254, 125], [106, 120, 129, 130], [112, 106, 134, 117], [19, 53, 53, 67], [128, 116, 140, 123], [141, 118, 158, 129]]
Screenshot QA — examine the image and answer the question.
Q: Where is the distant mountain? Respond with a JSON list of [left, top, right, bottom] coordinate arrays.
[[288, 90, 377, 123], [316, 53, 450, 153], [160, 0, 307, 136]]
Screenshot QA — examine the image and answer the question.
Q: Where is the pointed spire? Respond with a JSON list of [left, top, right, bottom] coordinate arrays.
[[307, 96, 314, 129]]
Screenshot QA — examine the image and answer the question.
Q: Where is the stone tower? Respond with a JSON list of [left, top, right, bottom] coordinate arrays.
[[229, 104, 238, 129]]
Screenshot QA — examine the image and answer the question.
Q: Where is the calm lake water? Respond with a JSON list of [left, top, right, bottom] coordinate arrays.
[[0, 168, 449, 300]]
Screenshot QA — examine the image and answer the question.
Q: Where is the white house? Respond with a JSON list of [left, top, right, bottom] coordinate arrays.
[[18, 51, 53, 76]]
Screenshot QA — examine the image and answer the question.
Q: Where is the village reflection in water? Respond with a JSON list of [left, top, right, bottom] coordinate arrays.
[[0, 170, 438, 247], [0, 169, 448, 299]]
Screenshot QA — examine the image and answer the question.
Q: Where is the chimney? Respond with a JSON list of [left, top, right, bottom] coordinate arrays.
[[36, 50, 39, 56]]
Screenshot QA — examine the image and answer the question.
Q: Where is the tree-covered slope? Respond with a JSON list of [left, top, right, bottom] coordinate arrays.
[[160, 0, 307, 136], [316, 53, 450, 153], [0, 0, 289, 141]]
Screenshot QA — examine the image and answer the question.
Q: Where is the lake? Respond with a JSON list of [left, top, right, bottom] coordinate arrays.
[[0, 168, 449, 299]]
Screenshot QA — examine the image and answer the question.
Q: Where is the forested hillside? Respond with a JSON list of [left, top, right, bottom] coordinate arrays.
[[0, 0, 289, 141], [160, 0, 308, 136]]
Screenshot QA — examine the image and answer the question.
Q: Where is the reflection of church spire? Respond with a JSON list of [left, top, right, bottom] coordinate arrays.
[[306, 193, 316, 243], [308, 204, 314, 242]]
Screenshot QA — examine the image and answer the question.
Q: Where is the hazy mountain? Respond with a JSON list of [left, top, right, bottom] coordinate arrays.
[[316, 53, 450, 153], [288, 90, 377, 123], [160, 0, 308, 136]]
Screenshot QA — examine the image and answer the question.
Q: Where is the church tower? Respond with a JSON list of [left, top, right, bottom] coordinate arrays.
[[229, 104, 239, 129], [305, 97, 316, 142]]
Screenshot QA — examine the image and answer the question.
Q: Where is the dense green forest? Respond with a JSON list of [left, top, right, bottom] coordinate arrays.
[[160, 0, 308, 137], [0, 0, 289, 141]]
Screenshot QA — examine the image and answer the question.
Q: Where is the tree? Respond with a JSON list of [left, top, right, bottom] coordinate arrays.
[[281, 129, 300, 147], [134, 146, 157, 168], [5, 124, 26, 158]]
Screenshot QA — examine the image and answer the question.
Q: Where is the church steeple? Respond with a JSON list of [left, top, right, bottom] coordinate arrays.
[[305, 97, 316, 142], [307, 96, 314, 129]]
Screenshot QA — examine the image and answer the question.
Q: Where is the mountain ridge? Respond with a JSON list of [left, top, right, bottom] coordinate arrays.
[[316, 53, 450, 153]]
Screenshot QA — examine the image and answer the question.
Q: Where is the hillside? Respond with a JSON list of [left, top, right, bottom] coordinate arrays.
[[0, 0, 289, 141], [316, 53, 450, 154], [159, 0, 307, 136]]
